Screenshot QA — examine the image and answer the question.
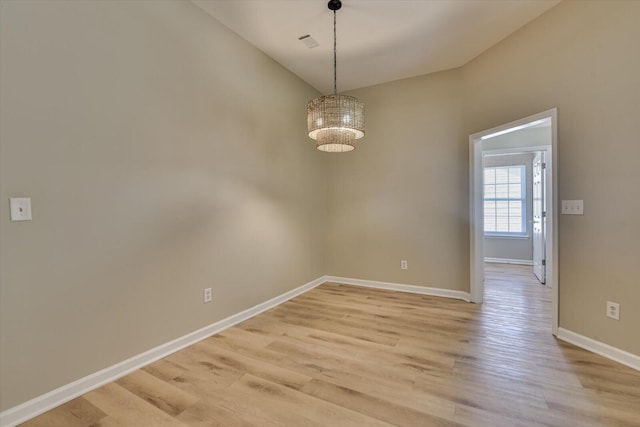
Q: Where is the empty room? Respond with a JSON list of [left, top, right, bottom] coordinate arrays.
[[1, 0, 639, 426]]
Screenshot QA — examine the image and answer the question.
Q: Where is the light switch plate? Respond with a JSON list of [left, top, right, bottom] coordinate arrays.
[[561, 200, 583, 215], [10, 198, 32, 221]]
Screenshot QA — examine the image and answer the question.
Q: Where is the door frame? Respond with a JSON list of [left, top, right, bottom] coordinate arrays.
[[469, 108, 559, 335]]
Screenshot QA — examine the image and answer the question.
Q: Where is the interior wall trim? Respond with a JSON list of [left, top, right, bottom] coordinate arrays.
[[0, 276, 328, 427], [326, 276, 471, 302], [484, 257, 534, 266], [557, 327, 640, 372], [10, 276, 638, 426]]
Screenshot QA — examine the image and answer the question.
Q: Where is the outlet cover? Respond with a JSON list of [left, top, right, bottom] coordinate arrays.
[[204, 288, 212, 303], [606, 301, 620, 320], [10, 198, 32, 221], [401, 260, 408, 270]]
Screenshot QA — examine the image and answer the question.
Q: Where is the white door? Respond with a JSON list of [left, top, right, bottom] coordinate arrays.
[[532, 152, 546, 284]]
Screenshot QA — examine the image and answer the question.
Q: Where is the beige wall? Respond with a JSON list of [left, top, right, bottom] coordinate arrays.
[[328, 0, 639, 356], [463, 0, 640, 355], [326, 70, 469, 290], [0, 0, 325, 410]]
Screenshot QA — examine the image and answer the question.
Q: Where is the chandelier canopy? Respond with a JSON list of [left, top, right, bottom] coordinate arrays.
[[307, 0, 365, 152]]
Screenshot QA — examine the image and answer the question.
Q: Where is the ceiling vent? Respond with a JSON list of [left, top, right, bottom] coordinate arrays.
[[298, 34, 319, 49]]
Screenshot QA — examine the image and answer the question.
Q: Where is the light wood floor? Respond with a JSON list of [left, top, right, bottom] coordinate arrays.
[[22, 264, 640, 426]]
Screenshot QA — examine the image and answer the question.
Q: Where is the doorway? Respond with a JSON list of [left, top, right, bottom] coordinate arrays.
[[469, 108, 558, 335], [483, 149, 547, 282]]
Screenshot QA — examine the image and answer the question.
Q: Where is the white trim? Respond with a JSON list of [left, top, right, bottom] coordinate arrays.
[[7, 269, 638, 427], [0, 275, 469, 426], [470, 132, 484, 304], [0, 276, 328, 427], [484, 257, 533, 266], [557, 328, 640, 372], [484, 234, 530, 239], [326, 276, 471, 302], [3, 271, 634, 427], [479, 118, 548, 140], [469, 108, 558, 334]]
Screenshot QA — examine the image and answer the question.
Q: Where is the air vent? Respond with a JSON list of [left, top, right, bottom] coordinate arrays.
[[298, 34, 319, 49]]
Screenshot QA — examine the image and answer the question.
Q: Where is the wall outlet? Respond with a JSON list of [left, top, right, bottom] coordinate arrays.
[[10, 198, 32, 221], [204, 288, 212, 303], [401, 260, 408, 270], [606, 301, 620, 320]]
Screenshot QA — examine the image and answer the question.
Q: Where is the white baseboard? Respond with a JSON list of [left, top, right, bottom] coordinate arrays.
[[326, 276, 471, 302], [557, 327, 640, 372], [6, 277, 634, 427], [484, 257, 533, 266], [0, 275, 471, 426], [0, 276, 328, 427]]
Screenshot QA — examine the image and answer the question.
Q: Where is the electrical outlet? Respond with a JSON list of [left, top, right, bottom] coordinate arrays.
[[606, 301, 620, 320], [401, 260, 408, 270], [204, 288, 212, 303], [10, 198, 32, 221]]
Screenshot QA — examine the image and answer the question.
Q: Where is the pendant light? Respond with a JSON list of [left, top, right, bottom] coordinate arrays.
[[307, 0, 365, 152]]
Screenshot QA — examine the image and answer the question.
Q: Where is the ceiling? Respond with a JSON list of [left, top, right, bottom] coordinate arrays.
[[192, 0, 561, 94]]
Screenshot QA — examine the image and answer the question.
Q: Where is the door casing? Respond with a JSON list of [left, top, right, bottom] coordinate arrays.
[[469, 108, 558, 335]]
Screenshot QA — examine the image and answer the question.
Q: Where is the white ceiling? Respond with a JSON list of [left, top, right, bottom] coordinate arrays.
[[192, 0, 560, 94]]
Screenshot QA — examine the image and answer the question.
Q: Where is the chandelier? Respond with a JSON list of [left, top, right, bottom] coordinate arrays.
[[307, 0, 365, 152]]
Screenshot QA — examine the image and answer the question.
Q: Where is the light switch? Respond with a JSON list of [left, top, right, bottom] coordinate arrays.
[[561, 200, 583, 215], [10, 198, 32, 221]]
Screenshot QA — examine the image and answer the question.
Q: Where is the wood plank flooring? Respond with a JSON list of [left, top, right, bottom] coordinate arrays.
[[21, 264, 640, 426]]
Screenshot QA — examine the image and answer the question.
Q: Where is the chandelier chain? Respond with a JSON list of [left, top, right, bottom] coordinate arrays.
[[333, 10, 337, 95]]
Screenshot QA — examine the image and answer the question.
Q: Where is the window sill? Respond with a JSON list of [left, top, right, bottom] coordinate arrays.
[[484, 234, 530, 240]]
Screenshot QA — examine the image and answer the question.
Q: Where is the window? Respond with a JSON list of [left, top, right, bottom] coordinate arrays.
[[484, 165, 526, 235]]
